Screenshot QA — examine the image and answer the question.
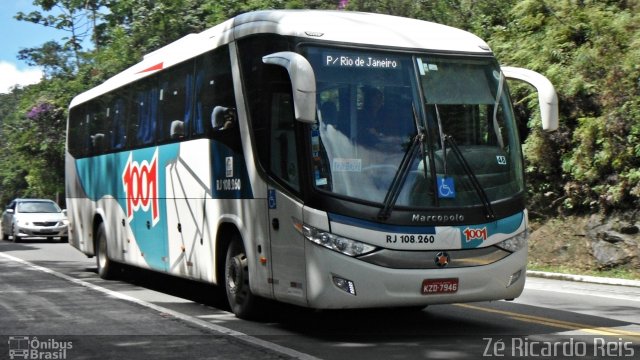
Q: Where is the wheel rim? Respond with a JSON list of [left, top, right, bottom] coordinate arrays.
[[97, 235, 107, 270], [226, 253, 248, 303]]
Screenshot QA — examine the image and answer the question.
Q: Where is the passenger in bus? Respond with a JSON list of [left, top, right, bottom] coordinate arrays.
[[380, 91, 416, 143], [359, 86, 385, 136], [320, 101, 338, 128], [212, 106, 236, 131], [358, 86, 392, 151]]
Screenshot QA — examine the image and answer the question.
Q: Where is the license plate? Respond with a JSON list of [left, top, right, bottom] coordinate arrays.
[[421, 278, 459, 295]]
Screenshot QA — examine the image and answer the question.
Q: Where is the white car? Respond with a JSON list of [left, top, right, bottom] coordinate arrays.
[[1, 199, 68, 242]]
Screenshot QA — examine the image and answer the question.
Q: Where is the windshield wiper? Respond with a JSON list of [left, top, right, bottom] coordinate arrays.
[[444, 135, 496, 220], [377, 105, 426, 221]]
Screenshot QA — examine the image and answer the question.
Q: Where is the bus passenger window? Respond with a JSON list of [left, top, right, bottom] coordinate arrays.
[[158, 62, 193, 142], [109, 97, 127, 150], [132, 81, 158, 146], [194, 46, 236, 138], [68, 106, 89, 157], [87, 100, 107, 155]]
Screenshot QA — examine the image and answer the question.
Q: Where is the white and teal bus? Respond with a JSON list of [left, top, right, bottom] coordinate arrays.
[[66, 10, 558, 318]]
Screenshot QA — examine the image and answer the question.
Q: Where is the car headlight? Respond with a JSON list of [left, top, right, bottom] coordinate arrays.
[[496, 229, 528, 253], [293, 218, 377, 257]]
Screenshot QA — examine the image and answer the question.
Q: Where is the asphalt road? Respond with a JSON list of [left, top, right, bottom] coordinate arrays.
[[1, 239, 639, 360]]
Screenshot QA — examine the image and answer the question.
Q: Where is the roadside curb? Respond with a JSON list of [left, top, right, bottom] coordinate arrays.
[[527, 270, 640, 288]]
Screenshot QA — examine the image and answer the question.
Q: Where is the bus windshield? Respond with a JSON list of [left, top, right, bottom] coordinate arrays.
[[305, 46, 524, 209]]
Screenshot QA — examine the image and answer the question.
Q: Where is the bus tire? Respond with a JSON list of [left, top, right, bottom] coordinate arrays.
[[225, 237, 259, 319], [95, 222, 118, 280]]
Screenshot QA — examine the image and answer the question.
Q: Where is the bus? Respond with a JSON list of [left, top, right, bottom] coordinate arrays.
[[8, 336, 29, 360], [66, 10, 559, 319]]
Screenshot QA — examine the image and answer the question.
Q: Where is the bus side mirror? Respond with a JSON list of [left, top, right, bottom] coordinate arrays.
[[262, 51, 317, 123], [501, 66, 559, 132]]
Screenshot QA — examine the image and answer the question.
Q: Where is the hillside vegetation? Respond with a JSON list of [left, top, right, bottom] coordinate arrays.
[[0, 1, 638, 219]]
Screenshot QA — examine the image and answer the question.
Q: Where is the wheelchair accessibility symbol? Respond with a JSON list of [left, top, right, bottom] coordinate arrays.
[[268, 189, 277, 209], [437, 176, 456, 199]]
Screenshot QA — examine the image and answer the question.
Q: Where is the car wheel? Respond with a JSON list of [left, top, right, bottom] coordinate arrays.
[[12, 225, 21, 243]]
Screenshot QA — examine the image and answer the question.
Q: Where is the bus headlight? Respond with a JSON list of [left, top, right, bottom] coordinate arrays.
[[496, 229, 528, 253], [294, 219, 377, 257]]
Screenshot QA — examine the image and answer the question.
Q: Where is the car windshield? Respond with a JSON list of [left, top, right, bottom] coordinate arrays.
[[304, 46, 523, 209], [17, 201, 60, 213]]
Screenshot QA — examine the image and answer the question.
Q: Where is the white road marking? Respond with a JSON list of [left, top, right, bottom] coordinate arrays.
[[0, 252, 321, 360], [525, 277, 640, 303]]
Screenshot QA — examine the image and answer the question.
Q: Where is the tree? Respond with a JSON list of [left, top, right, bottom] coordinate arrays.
[[17, 41, 74, 78], [3, 0, 640, 215], [0, 91, 25, 204], [15, 0, 106, 74], [104, 0, 212, 53], [491, 0, 640, 214], [0, 91, 67, 205]]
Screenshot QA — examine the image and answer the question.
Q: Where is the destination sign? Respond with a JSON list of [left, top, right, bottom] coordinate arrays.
[[323, 53, 400, 69]]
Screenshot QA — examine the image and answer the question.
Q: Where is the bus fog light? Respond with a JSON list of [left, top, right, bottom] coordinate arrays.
[[332, 275, 356, 295], [506, 269, 522, 288]]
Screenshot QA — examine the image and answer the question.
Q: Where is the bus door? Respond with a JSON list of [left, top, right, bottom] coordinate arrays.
[[267, 188, 306, 306], [266, 89, 308, 306]]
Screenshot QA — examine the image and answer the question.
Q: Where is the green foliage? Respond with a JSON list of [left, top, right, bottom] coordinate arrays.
[[489, 0, 640, 214], [15, 0, 105, 74], [105, 0, 212, 54], [0, 91, 66, 205], [1, 0, 639, 215]]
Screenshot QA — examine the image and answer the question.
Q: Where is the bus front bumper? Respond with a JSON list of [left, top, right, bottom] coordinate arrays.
[[304, 244, 527, 309]]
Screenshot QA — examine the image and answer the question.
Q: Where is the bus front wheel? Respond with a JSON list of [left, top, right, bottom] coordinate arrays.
[[225, 238, 259, 319]]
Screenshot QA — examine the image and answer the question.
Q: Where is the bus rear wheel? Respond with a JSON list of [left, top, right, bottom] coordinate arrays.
[[225, 238, 259, 319], [96, 222, 118, 280]]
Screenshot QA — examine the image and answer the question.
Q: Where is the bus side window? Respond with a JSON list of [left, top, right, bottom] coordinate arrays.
[[87, 100, 107, 155], [109, 97, 127, 150], [194, 46, 236, 138], [132, 80, 158, 147], [158, 62, 193, 142], [238, 35, 299, 192], [270, 91, 299, 191], [68, 105, 88, 157]]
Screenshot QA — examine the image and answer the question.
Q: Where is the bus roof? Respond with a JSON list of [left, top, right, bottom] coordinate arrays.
[[231, 10, 491, 52], [70, 10, 492, 108]]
